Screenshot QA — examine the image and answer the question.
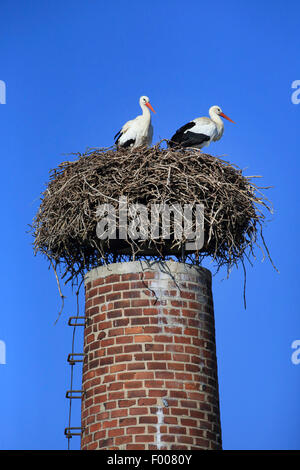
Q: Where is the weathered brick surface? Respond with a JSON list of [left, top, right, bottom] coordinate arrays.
[[81, 261, 222, 450]]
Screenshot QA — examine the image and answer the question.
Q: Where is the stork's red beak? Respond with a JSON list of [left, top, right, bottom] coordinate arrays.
[[219, 112, 235, 123], [146, 102, 156, 113]]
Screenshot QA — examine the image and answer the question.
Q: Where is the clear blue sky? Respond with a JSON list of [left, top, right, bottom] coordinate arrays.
[[0, 0, 299, 450]]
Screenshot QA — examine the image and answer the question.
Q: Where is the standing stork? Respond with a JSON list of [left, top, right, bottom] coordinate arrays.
[[114, 96, 156, 149], [168, 105, 235, 150]]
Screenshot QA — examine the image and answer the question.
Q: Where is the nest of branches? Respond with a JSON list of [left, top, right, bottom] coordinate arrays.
[[31, 142, 276, 289]]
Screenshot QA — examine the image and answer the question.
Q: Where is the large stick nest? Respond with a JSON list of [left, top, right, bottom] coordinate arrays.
[[31, 142, 275, 286]]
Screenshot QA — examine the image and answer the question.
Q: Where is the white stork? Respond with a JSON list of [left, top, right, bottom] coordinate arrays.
[[169, 105, 235, 149], [114, 95, 156, 149]]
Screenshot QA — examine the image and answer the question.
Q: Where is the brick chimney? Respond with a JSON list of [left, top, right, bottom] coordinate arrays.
[[81, 261, 222, 450]]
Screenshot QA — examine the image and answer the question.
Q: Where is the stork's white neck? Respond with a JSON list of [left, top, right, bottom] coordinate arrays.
[[209, 109, 224, 136], [140, 102, 151, 119]]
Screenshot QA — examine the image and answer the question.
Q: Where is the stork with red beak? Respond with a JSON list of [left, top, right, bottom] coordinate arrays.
[[168, 105, 235, 150], [114, 95, 156, 149]]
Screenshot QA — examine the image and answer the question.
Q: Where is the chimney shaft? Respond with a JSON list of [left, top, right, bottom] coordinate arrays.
[[81, 261, 222, 450]]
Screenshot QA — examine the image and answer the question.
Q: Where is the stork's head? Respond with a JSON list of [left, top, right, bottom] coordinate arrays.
[[210, 105, 235, 123], [140, 95, 156, 113]]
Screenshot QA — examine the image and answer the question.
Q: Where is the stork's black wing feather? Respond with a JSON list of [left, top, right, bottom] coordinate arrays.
[[114, 128, 136, 148], [119, 138, 135, 148], [169, 121, 210, 148], [177, 131, 210, 148], [168, 121, 196, 147], [114, 129, 122, 143]]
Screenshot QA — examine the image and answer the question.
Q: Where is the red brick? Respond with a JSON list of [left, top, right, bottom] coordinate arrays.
[[155, 371, 174, 379], [163, 416, 178, 424], [111, 409, 128, 418], [160, 434, 175, 442], [143, 272, 156, 279], [105, 274, 121, 283], [115, 354, 132, 362], [94, 430, 106, 440], [107, 310, 123, 319], [145, 343, 164, 351], [131, 371, 152, 379], [108, 427, 125, 438], [123, 290, 140, 299], [87, 306, 99, 316], [124, 344, 142, 353], [131, 317, 149, 325], [99, 357, 114, 366], [166, 344, 184, 352], [98, 320, 112, 331], [114, 300, 131, 309], [127, 390, 147, 398], [134, 335, 153, 343], [116, 336, 133, 344], [165, 381, 184, 389], [118, 399, 136, 408], [119, 417, 137, 426], [126, 426, 146, 434], [106, 346, 123, 356], [153, 352, 171, 361], [113, 282, 130, 291], [194, 437, 210, 447], [144, 326, 161, 334], [121, 273, 140, 281], [173, 353, 190, 362], [181, 418, 197, 427], [108, 391, 124, 400], [138, 399, 157, 406], [124, 381, 143, 389], [180, 291, 195, 300], [106, 292, 122, 302], [124, 308, 143, 316], [142, 307, 158, 315], [131, 299, 150, 307], [147, 362, 167, 370], [129, 407, 148, 416], [115, 435, 133, 445], [125, 326, 143, 335], [131, 281, 147, 289], [177, 435, 193, 444], [135, 435, 154, 443], [181, 400, 198, 409], [148, 389, 168, 397], [126, 444, 145, 450], [110, 364, 126, 373], [174, 336, 191, 344], [169, 426, 187, 435], [98, 285, 112, 295], [154, 335, 173, 343], [108, 327, 124, 337], [107, 382, 123, 391], [89, 423, 100, 433], [184, 327, 199, 337], [145, 380, 164, 388], [127, 362, 146, 371], [102, 419, 118, 429]]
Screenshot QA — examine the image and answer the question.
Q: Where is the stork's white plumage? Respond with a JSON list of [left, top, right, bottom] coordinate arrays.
[[169, 105, 235, 149], [114, 96, 156, 149]]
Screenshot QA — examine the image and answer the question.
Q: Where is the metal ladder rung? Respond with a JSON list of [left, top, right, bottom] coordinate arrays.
[[64, 427, 83, 438], [68, 316, 87, 327], [67, 353, 85, 364], [65, 389, 84, 399]]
